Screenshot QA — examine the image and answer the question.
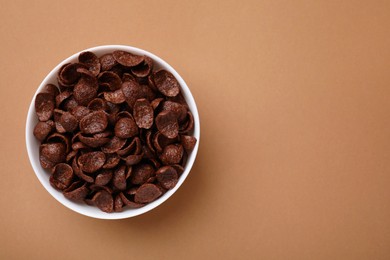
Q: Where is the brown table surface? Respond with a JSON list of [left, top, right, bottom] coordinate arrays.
[[1, 1, 389, 259]]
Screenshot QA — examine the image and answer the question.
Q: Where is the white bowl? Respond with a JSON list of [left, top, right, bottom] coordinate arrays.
[[26, 45, 200, 219]]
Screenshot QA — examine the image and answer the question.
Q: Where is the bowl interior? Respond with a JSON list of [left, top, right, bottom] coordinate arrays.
[[26, 45, 200, 219]]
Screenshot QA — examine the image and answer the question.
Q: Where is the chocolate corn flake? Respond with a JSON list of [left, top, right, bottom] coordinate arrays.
[[43, 84, 60, 97], [78, 151, 106, 173], [134, 183, 162, 204], [113, 165, 127, 191], [102, 154, 120, 169], [72, 158, 94, 183], [73, 76, 98, 105], [155, 110, 179, 139], [46, 133, 70, 153], [78, 133, 110, 148], [161, 101, 187, 122], [103, 89, 125, 104], [117, 137, 141, 157], [119, 192, 145, 209], [33, 121, 53, 141], [55, 90, 72, 108], [131, 164, 154, 185], [152, 131, 178, 153], [114, 194, 124, 212], [98, 71, 122, 91], [95, 169, 113, 186], [79, 110, 108, 134], [114, 117, 138, 139], [140, 84, 156, 101], [180, 135, 197, 152], [133, 98, 154, 129], [121, 153, 143, 166], [92, 190, 114, 213], [159, 144, 184, 165], [99, 53, 117, 71], [50, 163, 74, 190], [79, 51, 101, 77], [113, 50, 144, 67], [40, 143, 66, 165], [33, 49, 197, 213], [71, 106, 90, 121], [121, 80, 143, 108], [101, 136, 126, 154], [179, 111, 195, 134], [87, 98, 107, 111], [171, 164, 184, 176], [156, 166, 178, 190], [131, 56, 153, 78], [35, 93, 55, 122], [59, 112, 78, 132], [63, 96, 78, 112], [64, 182, 89, 201], [153, 70, 180, 97], [58, 63, 86, 86]]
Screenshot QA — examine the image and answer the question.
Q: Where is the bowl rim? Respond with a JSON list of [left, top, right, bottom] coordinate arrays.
[[25, 45, 200, 219]]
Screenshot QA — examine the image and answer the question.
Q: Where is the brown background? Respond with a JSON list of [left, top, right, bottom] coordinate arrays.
[[1, 0, 389, 259]]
